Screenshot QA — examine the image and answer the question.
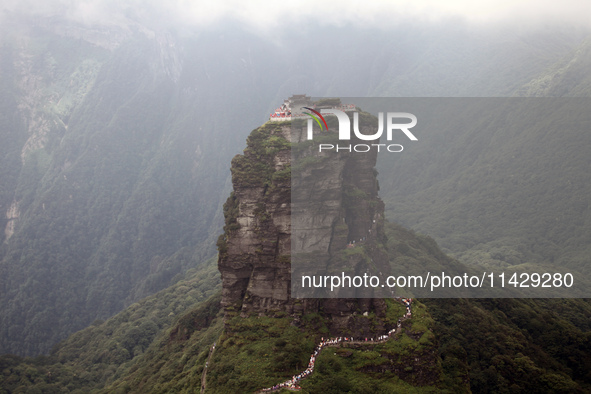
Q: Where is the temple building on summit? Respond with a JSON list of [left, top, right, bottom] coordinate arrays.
[[269, 95, 356, 122]]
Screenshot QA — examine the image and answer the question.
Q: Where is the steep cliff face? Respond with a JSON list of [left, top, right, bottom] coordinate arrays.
[[290, 114, 390, 299], [217, 122, 293, 316], [217, 113, 392, 334]]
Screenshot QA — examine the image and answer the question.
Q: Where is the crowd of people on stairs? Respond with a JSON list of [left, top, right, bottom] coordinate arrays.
[[259, 298, 412, 392]]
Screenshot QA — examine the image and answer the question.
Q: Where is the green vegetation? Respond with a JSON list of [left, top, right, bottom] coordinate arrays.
[[0, 258, 221, 392], [0, 28, 241, 356], [4, 219, 590, 392], [378, 97, 591, 279], [426, 298, 591, 393], [294, 301, 446, 393], [381, 220, 591, 391], [202, 299, 450, 393], [516, 38, 591, 97], [206, 316, 316, 392], [231, 122, 290, 188], [315, 98, 342, 107], [217, 192, 240, 257], [105, 293, 224, 393]]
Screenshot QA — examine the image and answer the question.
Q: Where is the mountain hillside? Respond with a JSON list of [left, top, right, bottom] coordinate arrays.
[[376, 34, 591, 273], [377, 100, 591, 275], [0, 15, 291, 355], [0, 257, 221, 392], [516, 37, 591, 97], [2, 117, 591, 393]]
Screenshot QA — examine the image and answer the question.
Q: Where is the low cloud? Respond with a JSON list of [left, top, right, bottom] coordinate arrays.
[[3, 0, 591, 33]]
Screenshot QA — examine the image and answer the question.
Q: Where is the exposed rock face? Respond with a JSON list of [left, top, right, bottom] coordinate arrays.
[[4, 200, 20, 241], [217, 113, 391, 335], [217, 122, 293, 316], [291, 120, 390, 300]]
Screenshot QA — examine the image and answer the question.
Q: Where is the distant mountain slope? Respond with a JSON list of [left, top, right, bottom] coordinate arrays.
[[369, 25, 586, 97], [378, 97, 591, 273], [0, 257, 220, 392], [0, 16, 288, 355], [516, 37, 591, 97], [425, 297, 591, 393]]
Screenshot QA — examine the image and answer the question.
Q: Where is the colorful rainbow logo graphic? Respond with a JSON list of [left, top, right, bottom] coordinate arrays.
[[303, 107, 329, 132]]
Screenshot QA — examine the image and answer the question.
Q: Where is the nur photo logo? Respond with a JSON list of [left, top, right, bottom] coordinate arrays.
[[305, 108, 418, 153], [271, 96, 419, 152]]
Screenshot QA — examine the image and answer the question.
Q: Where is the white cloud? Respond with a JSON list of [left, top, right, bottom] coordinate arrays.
[[3, 0, 591, 31], [165, 0, 591, 30]]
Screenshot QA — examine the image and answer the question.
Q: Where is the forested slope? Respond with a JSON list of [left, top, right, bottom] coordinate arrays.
[[3, 224, 590, 393], [0, 257, 221, 392], [377, 37, 591, 272]]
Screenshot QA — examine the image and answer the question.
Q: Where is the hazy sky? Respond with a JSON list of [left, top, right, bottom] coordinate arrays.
[[3, 0, 591, 32]]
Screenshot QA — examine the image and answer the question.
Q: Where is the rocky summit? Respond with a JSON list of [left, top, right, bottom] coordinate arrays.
[[217, 109, 394, 337]]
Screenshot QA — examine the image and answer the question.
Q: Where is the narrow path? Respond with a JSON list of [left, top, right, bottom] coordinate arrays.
[[201, 342, 216, 394], [257, 298, 413, 392]]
